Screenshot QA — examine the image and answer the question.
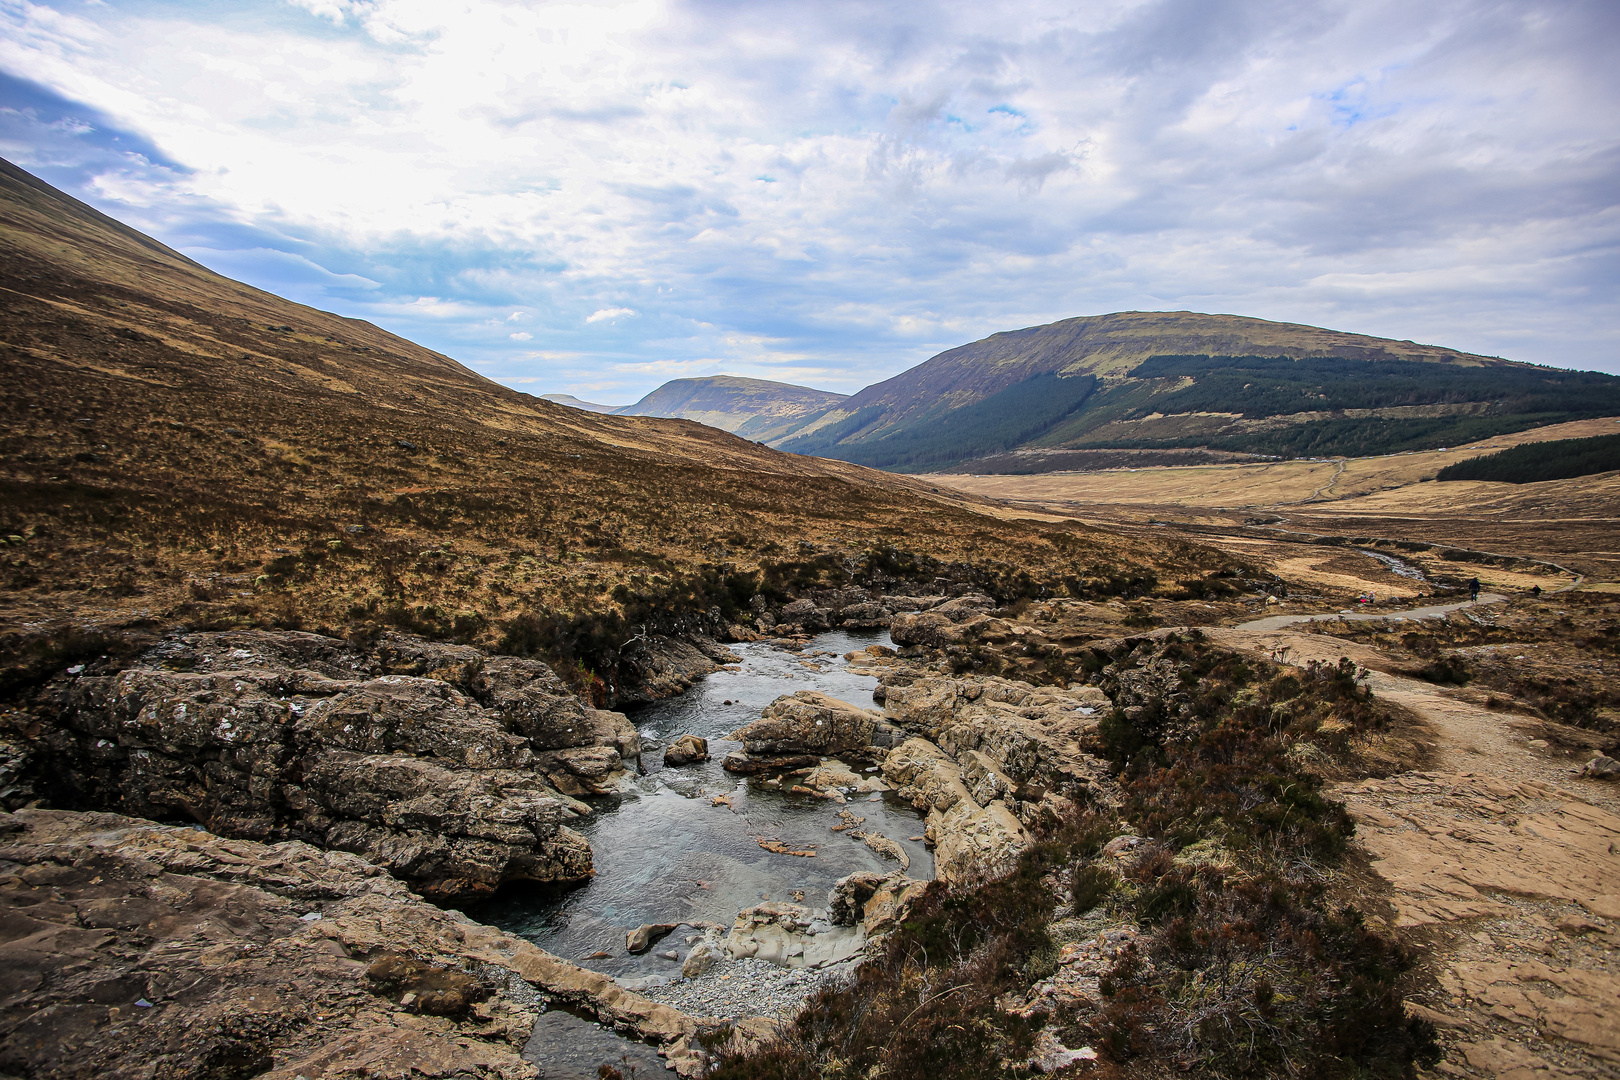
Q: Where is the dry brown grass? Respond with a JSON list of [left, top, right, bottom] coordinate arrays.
[[0, 159, 1229, 693]]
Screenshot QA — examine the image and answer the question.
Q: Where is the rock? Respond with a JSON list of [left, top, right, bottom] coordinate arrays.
[[801, 761, 861, 791], [930, 593, 996, 620], [881, 736, 1032, 881], [627, 922, 679, 954], [889, 611, 962, 649], [728, 691, 879, 757], [1026, 1031, 1098, 1073], [725, 903, 863, 968], [682, 940, 720, 977], [881, 673, 1108, 791], [828, 871, 889, 925], [21, 629, 621, 902], [664, 734, 710, 766], [0, 809, 710, 1078], [1578, 754, 1620, 780], [721, 751, 820, 774], [861, 874, 928, 936], [778, 599, 830, 631], [883, 595, 948, 612], [536, 744, 630, 796], [616, 635, 740, 704], [837, 601, 891, 627]]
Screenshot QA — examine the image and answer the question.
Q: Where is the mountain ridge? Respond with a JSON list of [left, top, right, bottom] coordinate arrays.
[[768, 312, 1620, 471], [612, 374, 848, 442]]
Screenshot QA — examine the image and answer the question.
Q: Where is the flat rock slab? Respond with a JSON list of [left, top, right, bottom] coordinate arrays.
[[0, 809, 708, 1079]]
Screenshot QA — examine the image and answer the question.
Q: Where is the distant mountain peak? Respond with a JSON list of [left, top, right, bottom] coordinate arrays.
[[613, 374, 848, 442]]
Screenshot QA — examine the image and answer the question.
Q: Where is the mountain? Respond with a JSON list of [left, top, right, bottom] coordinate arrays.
[[0, 158, 1210, 692], [773, 311, 1620, 471], [540, 393, 620, 413], [613, 375, 848, 442]]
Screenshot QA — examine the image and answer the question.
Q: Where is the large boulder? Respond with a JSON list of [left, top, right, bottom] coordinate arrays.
[[20, 629, 630, 901], [727, 691, 879, 757]]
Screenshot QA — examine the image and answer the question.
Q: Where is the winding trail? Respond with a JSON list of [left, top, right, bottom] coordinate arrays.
[[1202, 604, 1620, 1077]]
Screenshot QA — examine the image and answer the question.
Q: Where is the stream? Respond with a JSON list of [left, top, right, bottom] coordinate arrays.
[[473, 628, 931, 1077]]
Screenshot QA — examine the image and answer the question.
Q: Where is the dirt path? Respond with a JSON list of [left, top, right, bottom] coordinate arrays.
[[1202, 625, 1620, 1079], [1236, 592, 1507, 632]]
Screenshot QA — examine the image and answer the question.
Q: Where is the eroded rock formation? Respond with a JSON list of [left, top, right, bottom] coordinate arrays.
[[7, 629, 645, 902]]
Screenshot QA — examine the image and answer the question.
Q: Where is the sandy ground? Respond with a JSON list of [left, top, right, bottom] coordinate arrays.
[[1201, 604, 1620, 1079]]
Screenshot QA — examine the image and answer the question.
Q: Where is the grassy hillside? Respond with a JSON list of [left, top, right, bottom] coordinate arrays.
[[1436, 432, 1620, 484], [614, 375, 847, 442], [0, 159, 1229, 695], [777, 321, 1620, 471]]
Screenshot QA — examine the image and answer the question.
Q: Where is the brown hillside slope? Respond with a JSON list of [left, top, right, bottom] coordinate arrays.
[[0, 159, 1225, 694], [788, 309, 1511, 443]]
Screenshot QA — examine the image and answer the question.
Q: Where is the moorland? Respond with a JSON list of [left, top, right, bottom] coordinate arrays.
[[2, 155, 1617, 1080]]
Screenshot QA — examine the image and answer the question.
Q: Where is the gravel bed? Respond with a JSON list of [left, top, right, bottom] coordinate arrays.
[[642, 955, 858, 1022]]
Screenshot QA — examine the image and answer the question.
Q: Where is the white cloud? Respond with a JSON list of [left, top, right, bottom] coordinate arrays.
[[508, 330, 531, 340], [0, 0, 1613, 405]]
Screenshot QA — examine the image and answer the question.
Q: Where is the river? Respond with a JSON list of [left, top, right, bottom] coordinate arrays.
[[472, 628, 931, 1076]]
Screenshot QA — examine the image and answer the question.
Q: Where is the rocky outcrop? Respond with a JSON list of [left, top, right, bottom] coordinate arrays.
[[880, 673, 1110, 795], [728, 691, 879, 756], [827, 870, 929, 936], [13, 629, 636, 902], [616, 634, 740, 704], [871, 672, 1112, 880], [0, 809, 708, 1079]]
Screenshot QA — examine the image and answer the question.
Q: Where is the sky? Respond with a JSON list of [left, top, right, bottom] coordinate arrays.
[[1, 0, 1617, 404]]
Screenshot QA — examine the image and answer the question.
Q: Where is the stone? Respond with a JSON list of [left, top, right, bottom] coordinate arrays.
[[777, 599, 829, 631], [1578, 754, 1620, 780], [682, 940, 720, 977], [727, 691, 879, 757], [627, 922, 679, 954], [664, 734, 710, 766], [1026, 1031, 1098, 1073], [861, 874, 929, 936], [929, 593, 996, 620], [889, 611, 962, 649], [721, 751, 820, 774], [0, 809, 710, 1078]]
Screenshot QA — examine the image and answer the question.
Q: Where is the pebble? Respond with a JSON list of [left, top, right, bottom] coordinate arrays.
[[642, 955, 856, 1022]]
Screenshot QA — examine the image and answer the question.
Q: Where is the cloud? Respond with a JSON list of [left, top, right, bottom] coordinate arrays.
[[0, 0, 1614, 405], [509, 331, 532, 340]]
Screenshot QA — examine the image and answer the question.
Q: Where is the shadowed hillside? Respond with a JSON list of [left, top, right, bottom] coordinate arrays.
[[0, 159, 1228, 694]]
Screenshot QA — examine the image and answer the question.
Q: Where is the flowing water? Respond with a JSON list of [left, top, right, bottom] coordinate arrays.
[[475, 628, 930, 985], [1358, 548, 1428, 582]]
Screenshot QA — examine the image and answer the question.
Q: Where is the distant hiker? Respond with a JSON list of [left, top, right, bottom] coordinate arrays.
[[1468, 577, 1481, 600], [1530, 584, 1542, 598]]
